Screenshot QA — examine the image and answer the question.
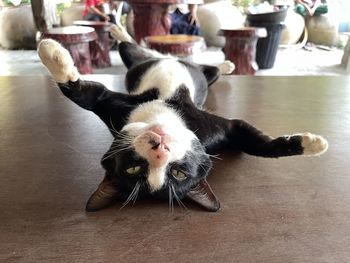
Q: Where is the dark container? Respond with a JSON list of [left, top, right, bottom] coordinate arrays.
[[246, 8, 287, 24], [246, 8, 287, 69]]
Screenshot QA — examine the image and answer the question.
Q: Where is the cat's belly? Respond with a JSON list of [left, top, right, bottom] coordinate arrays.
[[132, 59, 195, 100]]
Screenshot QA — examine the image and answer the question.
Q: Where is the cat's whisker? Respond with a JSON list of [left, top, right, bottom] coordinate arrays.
[[168, 185, 174, 215], [120, 181, 141, 210], [113, 137, 133, 145], [109, 117, 120, 136], [132, 182, 141, 205], [208, 154, 222, 161], [102, 145, 134, 161], [109, 144, 133, 152], [198, 161, 212, 172], [171, 184, 187, 211], [187, 155, 211, 171], [108, 119, 134, 141], [101, 152, 115, 161], [115, 133, 132, 140]]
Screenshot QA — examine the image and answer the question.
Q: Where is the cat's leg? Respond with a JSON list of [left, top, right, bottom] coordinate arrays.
[[109, 23, 135, 43], [171, 86, 328, 158], [218, 60, 235, 75], [118, 41, 172, 69], [228, 119, 328, 157], [38, 39, 110, 111], [38, 39, 159, 126]]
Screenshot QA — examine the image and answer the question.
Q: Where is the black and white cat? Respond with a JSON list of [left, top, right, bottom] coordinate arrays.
[[38, 39, 328, 212]]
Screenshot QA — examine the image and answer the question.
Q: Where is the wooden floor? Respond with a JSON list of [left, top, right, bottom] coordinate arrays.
[[1, 75, 350, 262]]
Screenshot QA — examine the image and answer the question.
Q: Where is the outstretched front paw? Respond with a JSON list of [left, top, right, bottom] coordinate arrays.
[[300, 132, 328, 156], [109, 24, 134, 43], [38, 39, 79, 83], [218, 60, 235, 75]]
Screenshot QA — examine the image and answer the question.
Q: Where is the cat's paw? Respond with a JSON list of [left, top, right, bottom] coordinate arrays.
[[300, 132, 328, 156], [38, 39, 79, 83], [109, 24, 134, 43], [218, 60, 235, 75]]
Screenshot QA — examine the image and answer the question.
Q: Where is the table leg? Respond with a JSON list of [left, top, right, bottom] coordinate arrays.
[[341, 35, 350, 73], [90, 29, 111, 68], [66, 42, 93, 74], [129, 3, 171, 44], [224, 36, 259, 75]]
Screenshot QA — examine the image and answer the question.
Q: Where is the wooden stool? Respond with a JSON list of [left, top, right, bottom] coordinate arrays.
[[41, 26, 97, 74], [144, 34, 206, 57], [220, 27, 267, 75], [73, 20, 112, 68]]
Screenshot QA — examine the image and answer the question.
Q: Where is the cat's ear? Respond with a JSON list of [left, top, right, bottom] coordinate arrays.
[[186, 179, 220, 212], [118, 42, 169, 69], [85, 176, 120, 212], [199, 65, 220, 86]]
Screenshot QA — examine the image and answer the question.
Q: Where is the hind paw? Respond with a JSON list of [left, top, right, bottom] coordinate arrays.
[[218, 60, 235, 75], [109, 24, 134, 43], [300, 133, 328, 156], [38, 39, 79, 83]]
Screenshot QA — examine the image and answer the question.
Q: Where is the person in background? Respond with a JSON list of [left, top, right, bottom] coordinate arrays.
[[169, 4, 200, 35], [83, 0, 117, 24], [295, 0, 328, 17]]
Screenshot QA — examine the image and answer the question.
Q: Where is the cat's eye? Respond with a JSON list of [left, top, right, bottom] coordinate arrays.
[[126, 166, 142, 175], [171, 169, 187, 181]]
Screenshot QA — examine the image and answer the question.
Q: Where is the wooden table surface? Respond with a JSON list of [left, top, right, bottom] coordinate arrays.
[[1, 75, 350, 262]]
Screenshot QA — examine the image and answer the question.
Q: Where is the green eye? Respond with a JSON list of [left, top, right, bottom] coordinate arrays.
[[171, 169, 187, 181], [126, 166, 142, 175]]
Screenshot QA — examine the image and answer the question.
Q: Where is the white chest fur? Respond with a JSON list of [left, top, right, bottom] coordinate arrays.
[[131, 59, 195, 101], [123, 101, 196, 191], [127, 100, 184, 127]]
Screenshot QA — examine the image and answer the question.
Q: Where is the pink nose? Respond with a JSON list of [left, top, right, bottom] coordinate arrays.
[[150, 126, 166, 136], [147, 132, 170, 167]]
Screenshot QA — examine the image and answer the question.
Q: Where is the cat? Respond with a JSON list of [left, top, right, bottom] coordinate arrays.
[[38, 39, 328, 212]]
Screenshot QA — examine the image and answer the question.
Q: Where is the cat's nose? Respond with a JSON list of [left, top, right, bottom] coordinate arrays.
[[149, 139, 161, 149], [149, 142, 170, 167]]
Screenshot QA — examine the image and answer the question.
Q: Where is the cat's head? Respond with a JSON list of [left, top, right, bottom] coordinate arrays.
[[86, 101, 220, 212]]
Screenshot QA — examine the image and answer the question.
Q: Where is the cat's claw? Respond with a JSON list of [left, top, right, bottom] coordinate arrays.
[[218, 60, 235, 75], [109, 23, 134, 43], [300, 132, 328, 156], [38, 39, 79, 83]]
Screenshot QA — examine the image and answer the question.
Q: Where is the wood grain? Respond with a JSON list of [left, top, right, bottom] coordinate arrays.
[[1, 75, 349, 262]]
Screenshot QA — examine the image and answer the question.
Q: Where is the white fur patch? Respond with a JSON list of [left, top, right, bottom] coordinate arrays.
[[298, 132, 328, 156], [123, 100, 197, 191], [148, 166, 167, 192], [132, 59, 195, 100], [218, 60, 235, 75], [38, 39, 79, 83]]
